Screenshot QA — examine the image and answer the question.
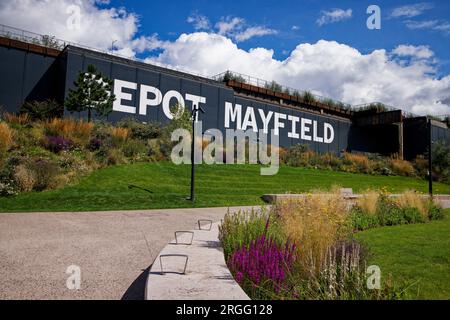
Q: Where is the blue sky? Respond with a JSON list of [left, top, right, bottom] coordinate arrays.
[[106, 0, 450, 75]]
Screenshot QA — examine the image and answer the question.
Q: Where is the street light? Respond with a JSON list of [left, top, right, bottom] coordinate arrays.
[[428, 118, 433, 197], [111, 39, 117, 53], [188, 105, 205, 202]]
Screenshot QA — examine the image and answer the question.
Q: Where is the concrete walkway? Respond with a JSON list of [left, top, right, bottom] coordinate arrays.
[[146, 222, 249, 300], [0, 206, 256, 300]]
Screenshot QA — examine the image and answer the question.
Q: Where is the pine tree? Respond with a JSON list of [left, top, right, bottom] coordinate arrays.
[[65, 64, 115, 122]]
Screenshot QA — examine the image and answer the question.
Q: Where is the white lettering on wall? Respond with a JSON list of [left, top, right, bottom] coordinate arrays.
[[225, 102, 242, 130], [242, 107, 258, 132], [185, 94, 206, 121], [301, 118, 312, 141], [111, 79, 337, 145], [139, 85, 162, 115], [288, 115, 300, 139], [162, 90, 185, 120], [259, 109, 273, 135], [324, 123, 335, 144], [113, 79, 137, 114], [313, 120, 324, 143], [274, 113, 286, 136]]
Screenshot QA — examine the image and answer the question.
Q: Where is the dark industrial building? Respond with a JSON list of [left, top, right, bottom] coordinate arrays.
[[0, 34, 449, 160]]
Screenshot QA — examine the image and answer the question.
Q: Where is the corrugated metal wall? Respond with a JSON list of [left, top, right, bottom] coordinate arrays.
[[0, 45, 65, 113], [0, 42, 448, 158], [64, 46, 352, 154]]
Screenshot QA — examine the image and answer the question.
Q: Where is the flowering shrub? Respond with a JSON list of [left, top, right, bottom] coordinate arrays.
[[221, 191, 439, 300], [349, 190, 444, 231], [89, 137, 103, 151], [27, 158, 59, 191], [45, 136, 73, 153], [0, 179, 18, 197], [228, 235, 296, 297], [219, 208, 283, 261], [0, 122, 13, 154]]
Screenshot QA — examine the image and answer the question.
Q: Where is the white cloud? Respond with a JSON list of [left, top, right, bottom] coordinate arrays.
[[391, 2, 434, 18], [291, 25, 300, 31], [187, 13, 210, 31], [147, 33, 450, 116], [214, 16, 276, 42], [1, 0, 448, 116], [0, 0, 148, 56], [215, 17, 245, 35], [234, 26, 277, 42], [434, 22, 450, 34], [392, 44, 434, 59], [316, 8, 352, 26], [405, 19, 439, 29], [404, 19, 450, 35]]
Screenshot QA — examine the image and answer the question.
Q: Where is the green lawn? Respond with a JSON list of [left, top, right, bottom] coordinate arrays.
[[356, 210, 450, 300], [1, 162, 450, 212]]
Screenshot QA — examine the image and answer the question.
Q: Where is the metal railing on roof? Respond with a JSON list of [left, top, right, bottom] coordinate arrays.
[[0, 23, 208, 80], [0, 24, 446, 122], [211, 70, 353, 111]]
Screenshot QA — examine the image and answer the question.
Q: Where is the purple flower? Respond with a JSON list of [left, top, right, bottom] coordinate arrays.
[[46, 136, 73, 153], [89, 138, 103, 151], [228, 235, 296, 292]]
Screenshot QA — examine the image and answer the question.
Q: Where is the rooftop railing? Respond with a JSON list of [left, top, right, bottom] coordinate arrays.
[[0, 23, 207, 80], [212, 71, 353, 111], [0, 24, 446, 122]]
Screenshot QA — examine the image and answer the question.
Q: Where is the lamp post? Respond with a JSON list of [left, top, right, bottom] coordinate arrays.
[[428, 118, 433, 197], [188, 105, 205, 202], [111, 40, 117, 53]]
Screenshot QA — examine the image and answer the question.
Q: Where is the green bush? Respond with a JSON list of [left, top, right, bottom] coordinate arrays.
[[121, 139, 147, 158], [432, 141, 450, 183], [218, 208, 282, 261], [0, 179, 18, 197], [27, 158, 59, 191], [428, 202, 445, 220], [106, 148, 127, 166], [117, 118, 162, 140], [348, 193, 439, 231], [404, 207, 425, 223], [19, 100, 64, 121], [347, 208, 380, 231]]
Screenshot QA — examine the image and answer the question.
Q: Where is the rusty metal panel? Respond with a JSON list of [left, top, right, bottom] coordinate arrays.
[[354, 110, 403, 126]]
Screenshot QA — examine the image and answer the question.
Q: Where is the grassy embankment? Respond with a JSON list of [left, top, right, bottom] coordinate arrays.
[[1, 161, 449, 212]]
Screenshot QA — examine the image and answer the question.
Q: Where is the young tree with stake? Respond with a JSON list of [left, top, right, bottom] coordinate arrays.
[[65, 64, 115, 121]]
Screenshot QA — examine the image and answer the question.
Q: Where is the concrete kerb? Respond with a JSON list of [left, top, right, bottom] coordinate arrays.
[[145, 221, 250, 300], [261, 193, 450, 209]]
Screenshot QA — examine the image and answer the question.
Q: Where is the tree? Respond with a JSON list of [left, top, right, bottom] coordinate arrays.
[[65, 65, 115, 122], [20, 100, 64, 120]]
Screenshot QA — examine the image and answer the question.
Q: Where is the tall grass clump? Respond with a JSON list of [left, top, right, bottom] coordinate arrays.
[[43, 118, 93, 146], [343, 153, 373, 173], [110, 127, 130, 146], [357, 190, 379, 215], [274, 189, 349, 274], [349, 190, 444, 231], [0, 122, 14, 154], [219, 207, 283, 261], [3, 112, 30, 126], [394, 190, 428, 219], [389, 158, 415, 176], [283, 240, 401, 300]]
